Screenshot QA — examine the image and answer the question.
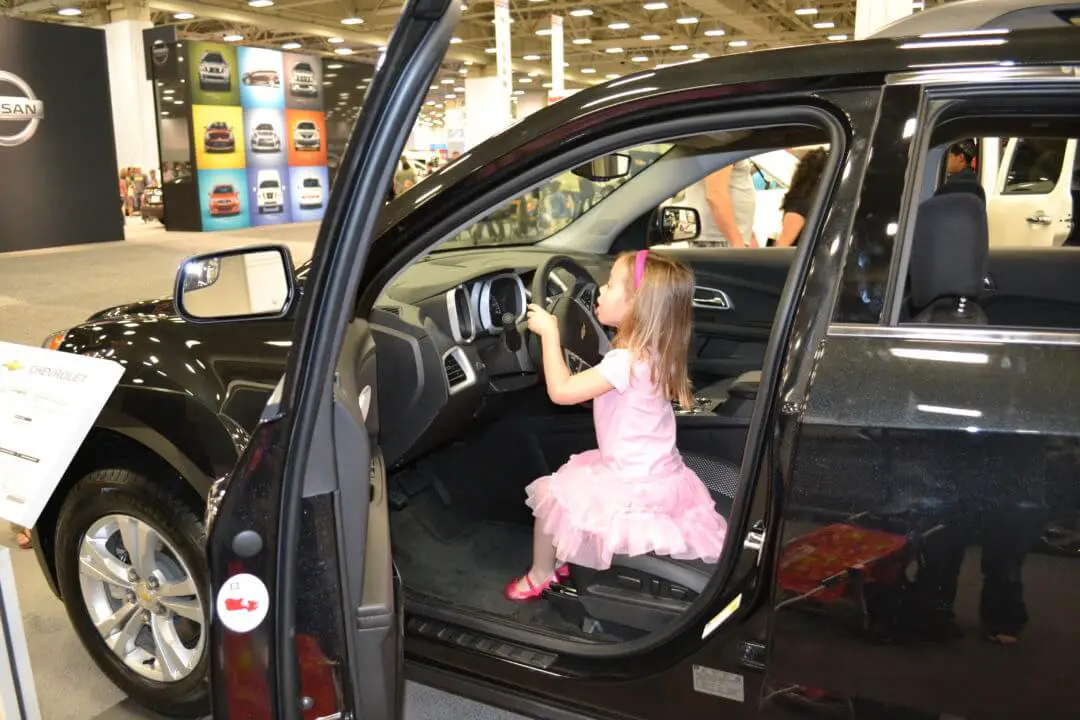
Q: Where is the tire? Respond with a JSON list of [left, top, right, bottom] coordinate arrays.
[[54, 468, 210, 718]]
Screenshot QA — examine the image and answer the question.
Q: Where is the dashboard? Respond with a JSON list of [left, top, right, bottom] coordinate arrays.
[[366, 246, 610, 466]]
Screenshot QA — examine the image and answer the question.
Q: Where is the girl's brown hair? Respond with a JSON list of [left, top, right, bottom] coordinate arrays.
[[611, 250, 695, 408]]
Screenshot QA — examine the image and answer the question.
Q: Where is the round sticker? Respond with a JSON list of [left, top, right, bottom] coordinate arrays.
[[216, 573, 270, 633]]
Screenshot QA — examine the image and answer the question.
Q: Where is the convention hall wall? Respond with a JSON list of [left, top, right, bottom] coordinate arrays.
[[0, 17, 122, 252]]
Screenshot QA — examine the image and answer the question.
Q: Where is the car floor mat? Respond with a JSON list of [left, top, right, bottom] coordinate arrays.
[[390, 506, 619, 643]]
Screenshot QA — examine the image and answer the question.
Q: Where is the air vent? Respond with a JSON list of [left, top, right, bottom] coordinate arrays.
[[376, 305, 401, 316], [444, 352, 467, 387]]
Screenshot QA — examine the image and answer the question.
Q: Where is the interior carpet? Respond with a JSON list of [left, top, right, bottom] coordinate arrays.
[[391, 506, 618, 643]]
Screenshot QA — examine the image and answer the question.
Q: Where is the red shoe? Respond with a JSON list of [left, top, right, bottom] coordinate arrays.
[[555, 564, 570, 580], [504, 572, 553, 602]]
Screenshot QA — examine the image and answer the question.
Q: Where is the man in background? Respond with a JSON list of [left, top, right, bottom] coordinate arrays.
[[682, 160, 756, 248]]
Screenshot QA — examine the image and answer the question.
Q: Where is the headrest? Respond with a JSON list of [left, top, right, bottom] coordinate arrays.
[[909, 193, 989, 310]]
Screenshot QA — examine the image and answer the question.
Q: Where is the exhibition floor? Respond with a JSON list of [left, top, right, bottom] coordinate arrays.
[[0, 218, 524, 720]]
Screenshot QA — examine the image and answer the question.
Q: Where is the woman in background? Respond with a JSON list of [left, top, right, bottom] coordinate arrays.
[[774, 148, 829, 248]]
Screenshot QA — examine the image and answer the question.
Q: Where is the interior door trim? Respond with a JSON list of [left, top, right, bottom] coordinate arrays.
[[693, 285, 734, 311]]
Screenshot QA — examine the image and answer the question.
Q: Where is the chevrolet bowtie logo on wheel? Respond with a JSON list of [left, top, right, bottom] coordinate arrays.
[[0, 71, 44, 148]]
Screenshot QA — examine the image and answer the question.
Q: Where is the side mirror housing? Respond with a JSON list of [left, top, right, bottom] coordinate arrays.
[[571, 153, 631, 182], [174, 245, 297, 324], [651, 205, 701, 246]]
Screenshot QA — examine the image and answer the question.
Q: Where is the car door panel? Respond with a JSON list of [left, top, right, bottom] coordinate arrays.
[[657, 247, 795, 384], [982, 248, 1080, 330]]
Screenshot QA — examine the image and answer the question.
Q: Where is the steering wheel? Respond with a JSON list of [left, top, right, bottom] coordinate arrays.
[[528, 255, 609, 375]]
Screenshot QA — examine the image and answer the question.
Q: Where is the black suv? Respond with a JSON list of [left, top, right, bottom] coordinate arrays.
[[32, 1, 1080, 718]]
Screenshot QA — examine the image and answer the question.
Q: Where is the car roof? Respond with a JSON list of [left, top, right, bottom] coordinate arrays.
[[871, 0, 1080, 38]]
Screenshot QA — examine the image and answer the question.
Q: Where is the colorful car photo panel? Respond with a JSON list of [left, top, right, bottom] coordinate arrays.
[[282, 53, 323, 110], [238, 46, 285, 109], [285, 109, 328, 167], [288, 166, 329, 222], [243, 107, 286, 168], [198, 169, 251, 230], [192, 105, 246, 170], [246, 166, 293, 227], [188, 41, 241, 106]]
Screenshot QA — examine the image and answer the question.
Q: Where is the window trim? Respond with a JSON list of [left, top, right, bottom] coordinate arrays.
[[882, 82, 1080, 327], [829, 322, 1080, 346]]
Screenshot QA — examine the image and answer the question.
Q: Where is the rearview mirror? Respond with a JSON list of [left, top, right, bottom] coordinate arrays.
[[174, 245, 296, 323], [571, 153, 631, 182], [652, 206, 701, 246]]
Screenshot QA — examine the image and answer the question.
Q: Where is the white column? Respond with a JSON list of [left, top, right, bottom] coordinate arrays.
[[493, 0, 513, 105], [854, 0, 913, 40], [464, 74, 512, 149], [515, 91, 546, 120], [101, 13, 160, 173], [550, 14, 564, 98]]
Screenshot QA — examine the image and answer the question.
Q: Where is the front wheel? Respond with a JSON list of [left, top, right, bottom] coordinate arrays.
[[55, 468, 210, 717]]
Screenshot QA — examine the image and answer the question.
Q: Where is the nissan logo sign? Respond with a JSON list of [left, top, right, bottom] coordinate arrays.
[[0, 71, 44, 148]]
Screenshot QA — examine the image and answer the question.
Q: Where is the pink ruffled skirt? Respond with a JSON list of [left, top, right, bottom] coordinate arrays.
[[525, 450, 728, 571]]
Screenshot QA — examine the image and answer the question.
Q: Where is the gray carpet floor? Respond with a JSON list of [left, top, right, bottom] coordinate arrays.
[[0, 218, 524, 720]]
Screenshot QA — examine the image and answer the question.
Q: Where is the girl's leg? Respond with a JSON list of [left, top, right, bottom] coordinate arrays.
[[509, 523, 558, 595]]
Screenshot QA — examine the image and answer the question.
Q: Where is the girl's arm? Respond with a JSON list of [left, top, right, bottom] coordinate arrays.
[[529, 304, 613, 405]]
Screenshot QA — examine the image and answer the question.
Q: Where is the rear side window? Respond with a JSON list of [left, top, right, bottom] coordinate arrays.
[[1003, 137, 1068, 195]]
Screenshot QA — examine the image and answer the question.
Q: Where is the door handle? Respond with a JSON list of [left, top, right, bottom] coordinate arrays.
[[743, 519, 765, 563], [1026, 211, 1053, 226], [693, 286, 734, 311]]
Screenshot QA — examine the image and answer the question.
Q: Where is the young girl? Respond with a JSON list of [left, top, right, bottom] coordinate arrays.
[[506, 250, 729, 601]]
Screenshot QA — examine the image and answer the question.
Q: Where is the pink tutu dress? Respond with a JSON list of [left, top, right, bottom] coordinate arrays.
[[526, 349, 728, 571]]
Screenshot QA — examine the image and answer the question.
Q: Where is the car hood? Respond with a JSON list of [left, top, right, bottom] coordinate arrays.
[[85, 296, 175, 322]]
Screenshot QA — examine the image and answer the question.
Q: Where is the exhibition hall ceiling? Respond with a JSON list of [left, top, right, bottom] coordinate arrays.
[[5, 0, 949, 88]]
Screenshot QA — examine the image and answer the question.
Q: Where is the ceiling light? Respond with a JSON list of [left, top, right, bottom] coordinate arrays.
[[519, 77, 532, 83], [455, 86, 465, 92], [323, 80, 332, 85], [442, 78, 455, 84], [282, 41, 301, 49], [813, 21, 835, 29], [670, 44, 688, 51], [643, 1, 667, 9], [729, 39, 748, 47], [450, 36, 462, 43], [828, 33, 848, 41], [693, 52, 709, 59], [608, 22, 630, 30], [794, 6, 818, 15], [632, 55, 648, 62], [542, 81, 552, 88], [327, 63, 343, 69], [606, 73, 619, 79], [641, 34, 660, 41], [581, 67, 596, 74], [569, 8, 593, 16], [429, 85, 437, 90], [485, 47, 497, 53], [173, 11, 194, 19], [334, 47, 354, 55], [704, 29, 725, 37], [328, 36, 345, 43], [223, 34, 243, 42], [675, 17, 698, 24], [340, 16, 363, 24], [523, 54, 541, 61], [572, 38, 592, 45], [163, 89, 175, 94], [248, 0, 273, 7], [464, 60, 474, 65], [536, 28, 552, 36], [446, 94, 457, 99], [378, 46, 387, 51], [173, 99, 184, 105], [528, 70, 541, 76], [459, 68, 468, 75], [513, 90, 525, 95], [57, 6, 81, 15], [606, 47, 624, 53], [325, 73, 337, 78]]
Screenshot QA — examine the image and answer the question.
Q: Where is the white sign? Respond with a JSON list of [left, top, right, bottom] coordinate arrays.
[[0, 342, 123, 528], [216, 573, 270, 633], [0, 71, 44, 148], [551, 15, 564, 97]]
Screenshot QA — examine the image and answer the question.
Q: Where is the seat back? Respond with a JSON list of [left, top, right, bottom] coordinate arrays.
[[909, 193, 990, 325]]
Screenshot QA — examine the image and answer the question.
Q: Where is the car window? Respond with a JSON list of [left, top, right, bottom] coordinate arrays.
[[1003, 137, 1068, 195], [260, 180, 278, 188], [436, 143, 673, 251], [303, 178, 320, 187], [213, 184, 233, 193], [204, 53, 223, 63]]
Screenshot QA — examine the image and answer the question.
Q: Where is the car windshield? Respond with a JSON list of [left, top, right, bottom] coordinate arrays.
[[299, 123, 315, 130], [260, 180, 278, 188], [437, 143, 672, 251], [204, 53, 223, 63], [303, 179, 320, 187], [213, 185, 233, 194], [295, 64, 311, 72], [257, 124, 272, 131]]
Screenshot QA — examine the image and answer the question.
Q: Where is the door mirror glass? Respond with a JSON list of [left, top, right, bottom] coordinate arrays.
[[174, 246, 296, 322], [653, 206, 701, 246], [571, 153, 631, 182]]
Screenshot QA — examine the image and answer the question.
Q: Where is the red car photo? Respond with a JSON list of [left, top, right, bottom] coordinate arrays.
[[209, 183, 240, 216]]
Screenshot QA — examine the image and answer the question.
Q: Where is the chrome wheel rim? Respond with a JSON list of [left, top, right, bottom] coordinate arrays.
[[77, 514, 205, 683]]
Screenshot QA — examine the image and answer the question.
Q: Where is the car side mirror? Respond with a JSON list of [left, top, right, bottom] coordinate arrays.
[[571, 153, 631, 182], [174, 245, 297, 323], [651, 206, 701, 246]]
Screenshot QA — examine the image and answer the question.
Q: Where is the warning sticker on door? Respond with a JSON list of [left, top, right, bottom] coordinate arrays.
[[693, 665, 745, 703], [216, 573, 269, 633]]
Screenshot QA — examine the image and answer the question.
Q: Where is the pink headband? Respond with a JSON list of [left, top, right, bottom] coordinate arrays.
[[633, 249, 648, 289]]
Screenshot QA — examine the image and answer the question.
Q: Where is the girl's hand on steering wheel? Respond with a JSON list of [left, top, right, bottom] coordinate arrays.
[[527, 303, 559, 340]]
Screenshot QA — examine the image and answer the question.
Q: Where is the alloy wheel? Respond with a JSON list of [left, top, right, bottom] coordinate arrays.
[[77, 514, 205, 683]]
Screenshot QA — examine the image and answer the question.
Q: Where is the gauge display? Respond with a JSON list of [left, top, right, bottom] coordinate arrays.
[[478, 273, 527, 332]]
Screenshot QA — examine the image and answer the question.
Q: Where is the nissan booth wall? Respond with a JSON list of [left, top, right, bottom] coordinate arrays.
[[0, 17, 122, 252]]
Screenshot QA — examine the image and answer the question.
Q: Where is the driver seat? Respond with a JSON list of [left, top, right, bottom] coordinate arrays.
[[547, 454, 739, 637]]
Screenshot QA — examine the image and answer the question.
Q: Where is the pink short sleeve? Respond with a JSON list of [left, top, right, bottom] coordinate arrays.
[[597, 349, 632, 393]]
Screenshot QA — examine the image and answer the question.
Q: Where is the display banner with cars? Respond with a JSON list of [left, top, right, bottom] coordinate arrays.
[[151, 40, 329, 231], [0, 17, 122, 251]]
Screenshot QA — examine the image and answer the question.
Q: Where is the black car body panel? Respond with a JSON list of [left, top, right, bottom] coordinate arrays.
[[39, 17, 1080, 720]]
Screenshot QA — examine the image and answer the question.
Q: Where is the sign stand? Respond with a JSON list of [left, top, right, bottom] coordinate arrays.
[[0, 547, 40, 719]]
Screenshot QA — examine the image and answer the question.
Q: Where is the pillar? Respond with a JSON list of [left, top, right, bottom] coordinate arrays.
[[854, 0, 913, 40], [100, 1, 160, 173]]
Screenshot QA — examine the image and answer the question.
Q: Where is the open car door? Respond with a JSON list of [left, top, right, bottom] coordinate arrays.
[[174, 0, 460, 717]]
